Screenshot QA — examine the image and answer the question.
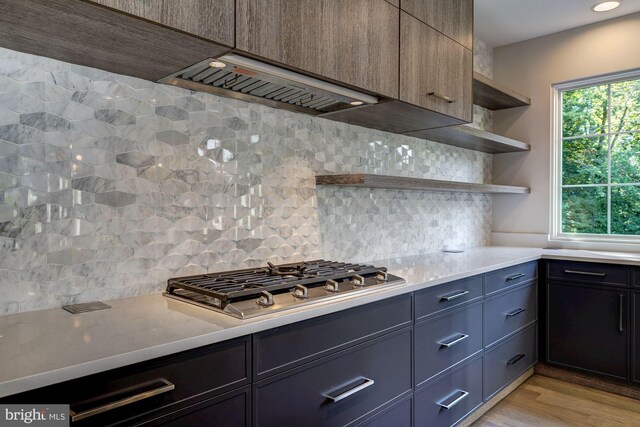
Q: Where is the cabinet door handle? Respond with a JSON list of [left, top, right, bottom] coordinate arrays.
[[437, 333, 469, 348], [564, 269, 606, 277], [437, 390, 469, 410], [619, 294, 624, 333], [506, 353, 526, 366], [428, 91, 455, 103], [506, 308, 526, 318], [506, 273, 526, 281], [69, 379, 175, 422], [324, 377, 374, 403], [439, 290, 469, 301]]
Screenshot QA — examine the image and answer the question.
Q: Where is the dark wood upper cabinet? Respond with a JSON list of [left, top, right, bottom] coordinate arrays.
[[235, 0, 400, 99], [0, 0, 231, 82], [88, 0, 234, 46], [399, 12, 472, 123], [401, 0, 473, 49]]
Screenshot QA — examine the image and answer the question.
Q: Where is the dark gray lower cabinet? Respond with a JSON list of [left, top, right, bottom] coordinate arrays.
[[484, 283, 537, 347], [2, 263, 542, 427], [253, 329, 412, 427], [547, 280, 629, 380], [483, 325, 536, 400], [1, 337, 251, 426], [414, 356, 483, 427], [356, 397, 412, 427], [484, 261, 538, 296], [142, 387, 250, 426], [415, 302, 483, 387], [253, 294, 412, 379], [415, 275, 483, 321]]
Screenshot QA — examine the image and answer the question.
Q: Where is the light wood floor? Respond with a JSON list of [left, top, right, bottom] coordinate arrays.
[[472, 375, 640, 426]]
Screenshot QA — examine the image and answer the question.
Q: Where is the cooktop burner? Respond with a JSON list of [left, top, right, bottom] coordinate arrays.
[[164, 260, 404, 319]]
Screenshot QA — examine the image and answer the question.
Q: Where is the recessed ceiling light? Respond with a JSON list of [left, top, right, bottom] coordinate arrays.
[[350, 100, 364, 106], [209, 61, 226, 68], [592, 1, 621, 12]]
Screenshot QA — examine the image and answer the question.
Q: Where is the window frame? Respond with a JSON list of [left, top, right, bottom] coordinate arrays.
[[551, 69, 640, 244]]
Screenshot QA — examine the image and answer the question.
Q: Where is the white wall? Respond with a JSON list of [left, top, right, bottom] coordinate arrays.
[[491, 12, 640, 247]]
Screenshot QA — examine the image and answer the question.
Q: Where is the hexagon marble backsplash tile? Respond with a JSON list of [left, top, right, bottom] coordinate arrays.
[[0, 47, 492, 315]]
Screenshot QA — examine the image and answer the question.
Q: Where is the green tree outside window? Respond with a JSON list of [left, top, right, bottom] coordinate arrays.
[[561, 77, 640, 235]]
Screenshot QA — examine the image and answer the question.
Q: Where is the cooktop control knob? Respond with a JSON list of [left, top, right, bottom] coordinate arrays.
[[257, 290, 274, 307], [324, 279, 339, 293], [292, 284, 309, 299], [352, 274, 365, 287]]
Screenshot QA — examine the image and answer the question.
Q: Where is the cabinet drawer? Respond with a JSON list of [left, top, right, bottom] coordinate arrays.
[[484, 325, 536, 400], [356, 397, 412, 427], [4, 338, 250, 426], [254, 329, 412, 427], [415, 275, 482, 320], [547, 260, 630, 287], [414, 356, 483, 427], [415, 302, 483, 386], [485, 261, 538, 295], [484, 283, 537, 347], [254, 294, 411, 378], [142, 386, 250, 427]]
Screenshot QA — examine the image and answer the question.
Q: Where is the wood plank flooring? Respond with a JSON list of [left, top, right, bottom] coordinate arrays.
[[472, 375, 640, 426]]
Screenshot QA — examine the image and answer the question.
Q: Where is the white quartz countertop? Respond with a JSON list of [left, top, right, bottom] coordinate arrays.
[[1, 245, 639, 398]]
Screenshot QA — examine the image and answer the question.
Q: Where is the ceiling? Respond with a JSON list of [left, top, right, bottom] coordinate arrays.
[[475, 0, 640, 47]]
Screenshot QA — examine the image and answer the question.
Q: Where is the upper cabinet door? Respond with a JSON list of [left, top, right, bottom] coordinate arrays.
[[89, 0, 234, 46], [235, 0, 400, 99], [401, 0, 473, 49], [400, 12, 472, 123]]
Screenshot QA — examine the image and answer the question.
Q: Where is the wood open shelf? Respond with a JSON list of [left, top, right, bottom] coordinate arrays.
[[316, 174, 530, 194], [473, 72, 531, 110], [406, 124, 530, 154]]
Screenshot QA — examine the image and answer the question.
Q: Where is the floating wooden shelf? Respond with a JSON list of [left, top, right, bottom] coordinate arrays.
[[473, 72, 531, 110], [405, 124, 530, 154], [316, 174, 530, 194]]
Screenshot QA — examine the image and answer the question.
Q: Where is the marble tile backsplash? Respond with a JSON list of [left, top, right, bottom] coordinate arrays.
[[0, 48, 492, 314]]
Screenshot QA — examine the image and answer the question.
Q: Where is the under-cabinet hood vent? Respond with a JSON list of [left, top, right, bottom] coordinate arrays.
[[159, 54, 378, 115]]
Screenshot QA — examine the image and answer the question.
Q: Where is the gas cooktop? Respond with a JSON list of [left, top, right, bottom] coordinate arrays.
[[163, 260, 405, 319]]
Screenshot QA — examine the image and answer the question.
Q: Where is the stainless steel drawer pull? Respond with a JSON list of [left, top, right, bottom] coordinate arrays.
[[437, 333, 469, 348], [507, 353, 526, 366], [69, 379, 175, 422], [619, 294, 624, 333], [506, 273, 526, 281], [439, 290, 469, 301], [564, 269, 606, 277], [324, 377, 374, 403], [506, 308, 526, 317], [428, 91, 455, 103], [437, 390, 469, 410]]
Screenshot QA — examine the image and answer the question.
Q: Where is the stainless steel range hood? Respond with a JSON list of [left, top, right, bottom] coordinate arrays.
[[159, 54, 378, 115]]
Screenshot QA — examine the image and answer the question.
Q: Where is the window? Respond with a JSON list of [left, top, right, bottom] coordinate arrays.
[[553, 71, 640, 241]]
